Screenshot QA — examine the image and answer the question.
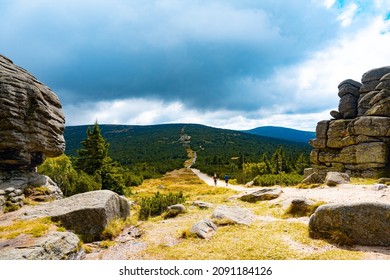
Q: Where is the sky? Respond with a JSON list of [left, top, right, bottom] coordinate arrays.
[[1, 0, 390, 131]]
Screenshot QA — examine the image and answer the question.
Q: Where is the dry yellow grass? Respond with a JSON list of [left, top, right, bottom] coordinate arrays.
[[0, 217, 55, 239], [125, 169, 365, 260]]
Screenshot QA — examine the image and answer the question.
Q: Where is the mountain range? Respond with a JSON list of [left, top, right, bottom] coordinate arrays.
[[244, 126, 315, 144], [64, 124, 312, 169]]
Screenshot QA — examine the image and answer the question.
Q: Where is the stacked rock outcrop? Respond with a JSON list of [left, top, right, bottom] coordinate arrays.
[[310, 66, 390, 179], [0, 54, 65, 211]]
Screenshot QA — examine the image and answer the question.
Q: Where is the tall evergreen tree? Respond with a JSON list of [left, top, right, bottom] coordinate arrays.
[[75, 122, 125, 195], [76, 122, 109, 174]]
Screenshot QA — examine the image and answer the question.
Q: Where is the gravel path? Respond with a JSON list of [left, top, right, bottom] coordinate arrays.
[[191, 168, 390, 204]]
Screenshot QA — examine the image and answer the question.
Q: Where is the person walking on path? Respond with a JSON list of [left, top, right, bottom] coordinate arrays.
[[224, 174, 229, 186], [213, 173, 218, 186]]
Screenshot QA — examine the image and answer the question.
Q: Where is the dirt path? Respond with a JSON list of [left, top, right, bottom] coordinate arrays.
[[190, 168, 248, 191], [191, 168, 390, 204]]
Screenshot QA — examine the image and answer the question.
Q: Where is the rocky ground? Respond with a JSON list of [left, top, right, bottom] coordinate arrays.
[[82, 169, 390, 260], [1, 168, 389, 260]]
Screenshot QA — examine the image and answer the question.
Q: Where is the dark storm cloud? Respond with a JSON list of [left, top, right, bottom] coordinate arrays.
[[0, 0, 340, 112]]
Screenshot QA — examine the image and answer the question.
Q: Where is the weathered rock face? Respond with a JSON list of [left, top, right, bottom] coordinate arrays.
[[309, 66, 390, 178], [22, 190, 131, 242], [309, 202, 390, 246], [0, 231, 81, 260], [0, 54, 65, 171], [0, 54, 65, 211]]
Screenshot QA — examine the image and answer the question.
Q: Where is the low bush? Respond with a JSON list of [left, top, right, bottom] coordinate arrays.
[[138, 191, 186, 220], [254, 173, 303, 186]]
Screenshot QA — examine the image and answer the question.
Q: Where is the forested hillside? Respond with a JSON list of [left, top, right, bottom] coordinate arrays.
[[65, 124, 311, 184]]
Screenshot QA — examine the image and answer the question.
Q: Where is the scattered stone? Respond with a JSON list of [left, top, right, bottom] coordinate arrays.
[[192, 201, 214, 209], [164, 204, 186, 218], [301, 172, 321, 184], [324, 172, 350, 186], [0, 231, 81, 260], [167, 204, 186, 213], [190, 219, 218, 239], [211, 205, 255, 226], [373, 184, 388, 191], [309, 202, 390, 246], [23, 190, 130, 242], [236, 187, 283, 202]]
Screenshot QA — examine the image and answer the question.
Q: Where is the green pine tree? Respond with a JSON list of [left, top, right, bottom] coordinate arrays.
[[75, 122, 109, 174], [75, 122, 125, 195]]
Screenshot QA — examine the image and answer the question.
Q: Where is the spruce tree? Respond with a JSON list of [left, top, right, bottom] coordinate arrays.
[[76, 122, 109, 174], [75, 122, 125, 195]]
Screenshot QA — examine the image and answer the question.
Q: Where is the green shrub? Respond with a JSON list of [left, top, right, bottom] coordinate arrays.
[[138, 191, 186, 220], [254, 173, 303, 186]]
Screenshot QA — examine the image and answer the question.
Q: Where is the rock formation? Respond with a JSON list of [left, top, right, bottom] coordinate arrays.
[[309, 66, 390, 178], [22, 190, 131, 242], [0, 54, 65, 211]]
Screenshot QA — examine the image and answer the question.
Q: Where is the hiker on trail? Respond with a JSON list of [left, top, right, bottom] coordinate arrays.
[[213, 173, 218, 186], [224, 174, 229, 186]]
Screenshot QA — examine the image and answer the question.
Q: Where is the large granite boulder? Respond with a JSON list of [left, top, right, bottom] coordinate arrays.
[[309, 66, 390, 179], [0, 54, 65, 171], [309, 202, 390, 246], [0, 54, 65, 211], [23, 190, 131, 241]]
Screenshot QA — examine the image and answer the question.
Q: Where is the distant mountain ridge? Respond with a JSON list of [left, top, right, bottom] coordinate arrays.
[[64, 123, 311, 168], [243, 126, 315, 144]]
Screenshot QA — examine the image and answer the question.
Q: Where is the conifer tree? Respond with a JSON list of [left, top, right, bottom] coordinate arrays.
[[75, 122, 125, 195], [76, 122, 109, 174]]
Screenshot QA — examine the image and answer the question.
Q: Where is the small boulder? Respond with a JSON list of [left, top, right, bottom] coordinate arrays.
[[164, 204, 186, 219], [309, 202, 390, 246], [190, 219, 217, 239], [212, 205, 255, 225], [301, 172, 321, 184], [236, 187, 283, 202], [192, 201, 214, 209], [167, 204, 186, 212], [324, 172, 350, 186]]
